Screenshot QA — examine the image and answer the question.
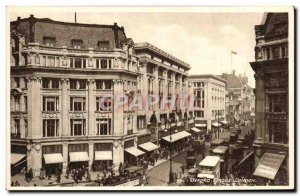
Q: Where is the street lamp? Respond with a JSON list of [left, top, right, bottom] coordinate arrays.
[[164, 118, 174, 184], [215, 110, 220, 139]]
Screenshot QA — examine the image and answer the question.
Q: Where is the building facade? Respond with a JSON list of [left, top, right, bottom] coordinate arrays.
[[10, 15, 194, 176], [189, 75, 226, 133], [250, 13, 289, 185], [218, 71, 255, 124], [10, 15, 139, 176], [133, 42, 194, 145]]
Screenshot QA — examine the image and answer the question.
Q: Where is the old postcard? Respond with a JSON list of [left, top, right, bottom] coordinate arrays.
[[6, 6, 295, 191]]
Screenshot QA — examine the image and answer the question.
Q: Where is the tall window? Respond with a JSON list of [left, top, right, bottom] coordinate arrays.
[[43, 96, 59, 111], [96, 96, 112, 111], [43, 119, 59, 137], [70, 97, 86, 111], [42, 78, 60, 89], [268, 94, 287, 113], [95, 80, 112, 90], [48, 56, 55, 67], [13, 119, 20, 135], [70, 58, 86, 68], [96, 118, 112, 135], [268, 121, 287, 144], [195, 111, 204, 118], [137, 116, 146, 129], [69, 79, 86, 90], [96, 59, 112, 69], [70, 119, 86, 136], [24, 96, 27, 111]]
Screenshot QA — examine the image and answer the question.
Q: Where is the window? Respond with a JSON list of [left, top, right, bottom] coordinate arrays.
[[24, 96, 27, 111], [43, 37, 56, 46], [70, 119, 86, 136], [96, 96, 112, 111], [137, 116, 146, 129], [96, 118, 111, 135], [43, 96, 59, 111], [24, 119, 28, 137], [48, 56, 55, 66], [268, 94, 287, 113], [98, 41, 110, 50], [43, 119, 59, 137], [96, 59, 112, 69], [14, 78, 20, 88], [69, 79, 86, 90], [42, 78, 60, 89], [72, 39, 83, 49], [70, 97, 86, 111], [268, 121, 287, 144], [95, 80, 112, 90], [195, 111, 204, 118], [14, 119, 20, 134]]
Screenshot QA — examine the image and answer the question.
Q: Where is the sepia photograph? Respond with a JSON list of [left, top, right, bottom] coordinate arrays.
[[6, 6, 295, 191]]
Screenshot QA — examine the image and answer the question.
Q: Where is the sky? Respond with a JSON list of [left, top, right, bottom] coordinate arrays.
[[9, 8, 265, 87]]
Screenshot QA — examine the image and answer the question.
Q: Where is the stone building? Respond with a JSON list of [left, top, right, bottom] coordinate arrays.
[[188, 75, 226, 133], [218, 71, 255, 124], [10, 15, 194, 176], [133, 42, 194, 146], [250, 13, 289, 185], [10, 15, 141, 175]]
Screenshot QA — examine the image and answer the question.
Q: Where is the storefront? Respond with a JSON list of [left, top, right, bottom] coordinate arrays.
[[124, 139, 145, 166], [93, 143, 113, 172], [11, 145, 27, 176], [68, 143, 89, 170], [42, 145, 64, 176], [161, 131, 191, 152]]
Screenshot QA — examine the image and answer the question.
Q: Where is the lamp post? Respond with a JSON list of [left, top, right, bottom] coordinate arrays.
[[215, 110, 220, 139], [164, 119, 174, 184]]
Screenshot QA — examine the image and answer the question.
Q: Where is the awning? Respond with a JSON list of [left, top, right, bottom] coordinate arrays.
[[125, 147, 145, 157], [250, 112, 255, 117], [212, 122, 222, 127], [211, 139, 224, 145], [197, 173, 215, 179], [139, 142, 159, 152], [195, 124, 206, 128], [162, 131, 191, 143], [95, 151, 113, 161], [221, 120, 228, 124], [43, 153, 64, 164], [11, 153, 26, 165], [234, 115, 240, 121], [238, 151, 254, 166], [191, 127, 202, 133], [253, 153, 285, 180], [69, 152, 89, 162]]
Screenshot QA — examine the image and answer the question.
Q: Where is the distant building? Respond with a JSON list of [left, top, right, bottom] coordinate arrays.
[[189, 75, 226, 133], [250, 13, 289, 185], [218, 71, 255, 124]]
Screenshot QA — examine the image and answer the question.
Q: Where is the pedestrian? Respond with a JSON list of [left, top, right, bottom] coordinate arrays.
[[15, 181, 20, 186], [181, 165, 185, 174], [57, 173, 61, 183], [11, 181, 15, 187]]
